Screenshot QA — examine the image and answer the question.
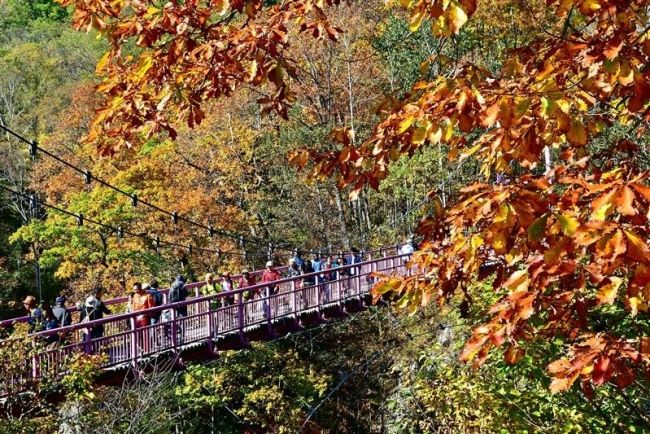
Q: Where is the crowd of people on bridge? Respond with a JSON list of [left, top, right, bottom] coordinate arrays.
[[15, 243, 417, 347]]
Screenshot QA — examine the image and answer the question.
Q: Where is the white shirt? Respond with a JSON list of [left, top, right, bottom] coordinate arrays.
[[399, 243, 414, 255]]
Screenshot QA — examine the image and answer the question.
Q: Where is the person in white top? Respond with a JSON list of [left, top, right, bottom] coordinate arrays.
[[399, 238, 415, 256]]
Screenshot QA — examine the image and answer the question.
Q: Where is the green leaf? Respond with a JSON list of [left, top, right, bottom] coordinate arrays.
[[527, 213, 549, 241], [556, 213, 579, 236]]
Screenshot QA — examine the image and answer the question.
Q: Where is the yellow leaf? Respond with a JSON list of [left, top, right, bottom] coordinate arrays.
[[428, 126, 443, 144], [556, 99, 571, 114], [629, 296, 647, 316], [134, 55, 153, 81], [96, 51, 111, 74], [503, 269, 529, 293], [412, 124, 428, 144], [449, 3, 468, 34], [459, 142, 482, 161], [596, 277, 622, 305], [556, 213, 579, 236], [397, 116, 415, 134], [579, 0, 602, 14], [409, 10, 425, 31], [591, 203, 612, 221]]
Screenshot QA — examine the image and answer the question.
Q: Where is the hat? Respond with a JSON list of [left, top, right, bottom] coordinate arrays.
[[85, 296, 98, 308], [22, 295, 36, 306], [241, 269, 249, 274], [266, 261, 273, 267], [142, 283, 150, 290], [289, 258, 296, 264], [205, 273, 213, 280], [55, 296, 66, 305]]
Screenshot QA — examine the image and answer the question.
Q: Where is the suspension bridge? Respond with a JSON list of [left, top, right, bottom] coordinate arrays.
[[1, 249, 410, 394]]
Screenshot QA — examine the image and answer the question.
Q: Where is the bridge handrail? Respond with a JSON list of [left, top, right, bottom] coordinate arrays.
[[0, 246, 397, 328], [25, 252, 408, 339]]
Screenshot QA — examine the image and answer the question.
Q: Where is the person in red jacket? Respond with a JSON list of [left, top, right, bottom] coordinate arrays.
[[261, 261, 282, 319], [261, 261, 282, 295]]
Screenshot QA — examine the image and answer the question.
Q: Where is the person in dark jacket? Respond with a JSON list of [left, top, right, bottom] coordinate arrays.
[[146, 280, 164, 325], [52, 296, 72, 328], [169, 275, 188, 317], [79, 287, 112, 340], [302, 259, 315, 287], [41, 306, 61, 346], [23, 295, 43, 333]]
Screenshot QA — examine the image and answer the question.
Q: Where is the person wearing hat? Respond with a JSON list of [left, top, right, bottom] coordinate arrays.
[[23, 295, 43, 332], [238, 270, 257, 299], [52, 296, 72, 328], [261, 261, 282, 295], [79, 287, 112, 340], [260, 261, 282, 317]]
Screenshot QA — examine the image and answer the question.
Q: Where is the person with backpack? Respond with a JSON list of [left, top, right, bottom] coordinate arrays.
[[22, 295, 43, 333], [169, 275, 188, 317], [79, 287, 111, 340], [146, 280, 164, 325], [51, 296, 72, 343], [52, 296, 72, 328]]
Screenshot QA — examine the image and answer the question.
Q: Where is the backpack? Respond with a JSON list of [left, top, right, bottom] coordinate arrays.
[[148, 289, 163, 306], [168, 283, 184, 303]]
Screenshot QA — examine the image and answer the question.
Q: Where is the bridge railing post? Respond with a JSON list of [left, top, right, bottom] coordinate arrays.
[[31, 341, 40, 381], [237, 292, 245, 344], [335, 271, 342, 304], [316, 278, 323, 319], [83, 329, 92, 355], [265, 286, 273, 336], [129, 317, 137, 367], [290, 280, 298, 321], [170, 307, 178, 354], [206, 298, 215, 354]]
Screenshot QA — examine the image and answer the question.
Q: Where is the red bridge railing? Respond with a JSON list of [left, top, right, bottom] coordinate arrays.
[[0, 247, 400, 328], [2, 251, 411, 389]]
